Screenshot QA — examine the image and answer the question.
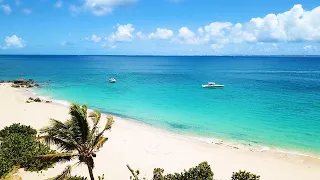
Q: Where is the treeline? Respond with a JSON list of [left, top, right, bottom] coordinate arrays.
[[0, 104, 260, 180]]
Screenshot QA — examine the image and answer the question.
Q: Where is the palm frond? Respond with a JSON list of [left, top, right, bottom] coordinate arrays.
[[39, 135, 79, 151], [104, 116, 114, 131], [40, 118, 69, 134], [89, 111, 101, 126], [39, 119, 82, 151], [69, 104, 90, 144], [89, 116, 113, 150], [50, 162, 81, 180], [39, 152, 80, 163], [93, 136, 108, 151], [88, 111, 102, 149], [53, 165, 72, 180]]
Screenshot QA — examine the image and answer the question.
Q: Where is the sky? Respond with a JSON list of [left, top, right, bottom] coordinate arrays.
[[0, 0, 319, 55]]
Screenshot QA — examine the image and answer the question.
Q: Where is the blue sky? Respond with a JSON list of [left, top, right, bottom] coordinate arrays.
[[0, 0, 319, 55]]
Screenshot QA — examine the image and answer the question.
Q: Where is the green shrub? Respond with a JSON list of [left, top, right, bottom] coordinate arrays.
[[0, 123, 55, 178], [0, 155, 15, 178], [67, 176, 88, 180], [152, 162, 214, 180], [231, 170, 260, 180], [0, 123, 37, 138]]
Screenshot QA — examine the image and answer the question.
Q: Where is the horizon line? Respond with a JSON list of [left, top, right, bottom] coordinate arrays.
[[0, 54, 320, 57]]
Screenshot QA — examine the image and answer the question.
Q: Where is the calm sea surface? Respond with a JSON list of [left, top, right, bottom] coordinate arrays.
[[1, 55, 320, 155]]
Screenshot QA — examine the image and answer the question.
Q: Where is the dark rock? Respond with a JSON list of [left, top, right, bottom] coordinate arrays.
[[28, 79, 34, 84], [34, 98, 42, 102], [45, 100, 52, 103], [28, 97, 34, 101], [34, 83, 40, 87], [13, 78, 28, 85], [11, 84, 20, 88]]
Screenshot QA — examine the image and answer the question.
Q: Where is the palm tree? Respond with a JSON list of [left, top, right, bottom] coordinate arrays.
[[39, 103, 114, 180]]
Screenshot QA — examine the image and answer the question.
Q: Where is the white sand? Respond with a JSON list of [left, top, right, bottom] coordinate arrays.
[[0, 83, 320, 180]]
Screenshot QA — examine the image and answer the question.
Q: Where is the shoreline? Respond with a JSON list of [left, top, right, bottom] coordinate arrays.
[[1, 83, 320, 179], [29, 86, 320, 160]]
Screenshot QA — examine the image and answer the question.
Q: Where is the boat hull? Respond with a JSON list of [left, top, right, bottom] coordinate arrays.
[[202, 85, 224, 88]]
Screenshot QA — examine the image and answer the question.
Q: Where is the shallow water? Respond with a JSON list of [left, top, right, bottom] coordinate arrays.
[[1, 55, 320, 155]]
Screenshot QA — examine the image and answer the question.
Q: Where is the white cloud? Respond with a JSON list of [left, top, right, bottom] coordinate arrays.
[[204, 22, 232, 37], [61, 41, 74, 46], [211, 44, 224, 50], [80, 0, 138, 16], [107, 24, 135, 42], [69, 5, 81, 15], [1, 5, 12, 15], [55, 1, 63, 8], [179, 27, 195, 39], [149, 28, 173, 40], [102, 43, 117, 48], [23, 9, 32, 15], [198, 28, 204, 36], [303, 45, 316, 50], [172, 4, 320, 48], [3, 35, 26, 49], [86, 34, 102, 43], [108, 44, 116, 49], [136, 31, 148, 40], [177, 27, 201, 44], [242, 4, 320, 42]]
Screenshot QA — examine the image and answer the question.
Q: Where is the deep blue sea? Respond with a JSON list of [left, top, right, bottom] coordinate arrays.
[[1, 55, 320, 155]]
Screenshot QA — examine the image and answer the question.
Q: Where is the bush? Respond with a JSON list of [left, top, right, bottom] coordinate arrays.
[[67, 176, 88, 180], [0, 123, 37, 138], [231, 170, 260, 180], [152, 162, 214, 180], [0, 123, 55, 178], [0, 155, 15, 178]]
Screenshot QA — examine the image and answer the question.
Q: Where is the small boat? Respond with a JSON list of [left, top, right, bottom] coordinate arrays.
[[109, 78, 116, 83], [202, 82, 224, 88]]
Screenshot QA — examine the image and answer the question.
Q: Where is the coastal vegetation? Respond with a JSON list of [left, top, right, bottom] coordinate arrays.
[[0, 124, 55, 178], [231, 171, 260, 180], [127, 162, 260, 180], [39, 103, 114, 180], [128, 161, 214, 180]]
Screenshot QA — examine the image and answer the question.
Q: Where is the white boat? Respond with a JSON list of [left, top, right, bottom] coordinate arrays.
[[109, 78, 116, 83], [202, 82, 224, 88]]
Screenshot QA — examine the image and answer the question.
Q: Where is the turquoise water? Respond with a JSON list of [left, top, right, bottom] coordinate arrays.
[[1, 55, 320, 155]]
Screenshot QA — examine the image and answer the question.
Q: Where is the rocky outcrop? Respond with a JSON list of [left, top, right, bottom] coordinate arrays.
[[0, 78, 41, 88], [13, 78, 37, 87], [26, 97, 52, 104]]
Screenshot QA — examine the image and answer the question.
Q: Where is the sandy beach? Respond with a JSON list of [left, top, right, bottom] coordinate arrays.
[[0, 83, 320, 180]]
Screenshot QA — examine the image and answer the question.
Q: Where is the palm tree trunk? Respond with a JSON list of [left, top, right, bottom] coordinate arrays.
[[86, 159, 95, 180]]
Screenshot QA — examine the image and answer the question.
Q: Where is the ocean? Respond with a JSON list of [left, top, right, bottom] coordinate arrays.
[[1, 55, 320, 156]]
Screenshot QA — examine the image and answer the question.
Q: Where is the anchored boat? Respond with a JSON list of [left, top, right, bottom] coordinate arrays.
[[202, 82, 224, 88], [109, 77, 116, 83]]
